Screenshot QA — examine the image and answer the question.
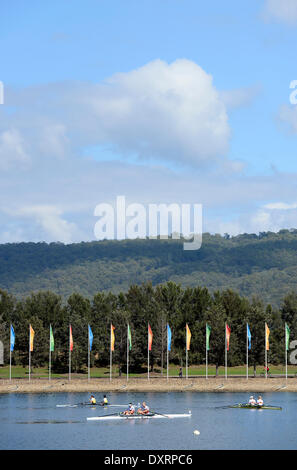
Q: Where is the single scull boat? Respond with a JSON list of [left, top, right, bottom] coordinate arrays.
[[57, 403, 127, 408], [87, 411, 192, 421]]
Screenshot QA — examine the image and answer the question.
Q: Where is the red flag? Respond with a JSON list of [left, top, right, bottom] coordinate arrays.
[[69, 325, 73, 351], [226, 324, 231, 351], [148, 324, 153, 351]]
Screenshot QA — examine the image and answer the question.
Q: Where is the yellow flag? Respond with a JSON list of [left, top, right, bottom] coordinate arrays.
[[186, 324, 191, 351], [265, 323, 270, 351], [111, 324, 115, 351], [29, 325, 35, 352]]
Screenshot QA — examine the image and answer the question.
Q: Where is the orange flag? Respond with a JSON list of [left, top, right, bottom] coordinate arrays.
[[148, 324, 153, 351], [265, 323, 270, 351], [111, 324, 115, 351], [186, 324, 191, 351], [226, 324, 231, 351], [29, 325, 35, 352], [69, 325, 73, 351]]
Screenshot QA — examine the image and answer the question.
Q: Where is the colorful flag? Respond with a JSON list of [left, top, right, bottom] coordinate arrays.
[[88, 325, 93, 351], [148, 324, 153, 351], [10, 325, 15, 352], [226, 324, 231, 351], [247, 323, 251, 350], [265, 323, 270, 351], [111, 324, 115, 351], [69, 325, 73, 351], [50, 325, 54, 352], [167, 324, 172, 351], [206, 324, 211, 351], [128, 324, 132, 351], [186, 324, 191, 351], [285, 323, 290, 351], [29, 325, 35, 352]]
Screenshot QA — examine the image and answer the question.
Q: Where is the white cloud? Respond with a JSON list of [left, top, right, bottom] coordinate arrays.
[[263, 0, 297, 25], [0, 129, 30, 170], [2, 59, 232, 169], [9, 205, 78, 243], [263, 202, 297, 210]]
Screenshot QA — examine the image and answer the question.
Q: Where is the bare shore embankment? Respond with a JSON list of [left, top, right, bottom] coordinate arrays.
[[0, 377, 296, 394]]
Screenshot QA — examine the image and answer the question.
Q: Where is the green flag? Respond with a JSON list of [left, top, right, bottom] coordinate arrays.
[[128, 324, 132, 351], [285, 323, 290, 351], [206, 324, 211, 351], [50, 325, 54, 352]]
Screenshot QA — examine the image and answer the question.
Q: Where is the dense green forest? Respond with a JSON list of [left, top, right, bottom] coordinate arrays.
[[0, 283, 297, 374], [1, 230, 297, 305]]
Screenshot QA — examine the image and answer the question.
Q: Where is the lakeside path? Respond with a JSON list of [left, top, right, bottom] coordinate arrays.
[[0, 377, 296, 393]]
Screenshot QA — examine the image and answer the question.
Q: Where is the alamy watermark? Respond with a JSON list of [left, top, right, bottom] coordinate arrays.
[[94, 196, 202, 250], [0, 81, 3, 105]]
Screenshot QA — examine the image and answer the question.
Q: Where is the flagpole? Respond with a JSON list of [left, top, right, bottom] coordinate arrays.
[[161, 318, 164, 377], [285, 323, 288, 381], [110, 324, 112, 382], [29, 326, 31, 382], [127, 324, 129, 382], [246, 323, 248, 381], [9, 325, 12, 382], [88, 326, 90, 382], [148, 323, 150, 381], [185, 324, 187, 380], [225, 323, 227, 380], [265, 323, 268, 380], [69, 325, 71, 382], [206, 324, 208, 380], [167, 324, 169, 382], [49, 325, 51, 382]]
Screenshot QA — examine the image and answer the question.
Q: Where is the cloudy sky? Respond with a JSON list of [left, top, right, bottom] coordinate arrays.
[[1, 0, 297, 243]]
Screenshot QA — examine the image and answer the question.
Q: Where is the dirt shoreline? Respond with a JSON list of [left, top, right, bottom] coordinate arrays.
[[1, 377, 296, 394]]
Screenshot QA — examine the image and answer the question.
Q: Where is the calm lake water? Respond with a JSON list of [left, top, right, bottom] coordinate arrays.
[[0, 391, 296, 450]]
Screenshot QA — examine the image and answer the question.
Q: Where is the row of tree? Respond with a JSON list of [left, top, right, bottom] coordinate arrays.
[[1, 282, 297, 375]]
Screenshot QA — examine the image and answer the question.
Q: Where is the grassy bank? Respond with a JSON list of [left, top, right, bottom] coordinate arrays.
[[1, 364, 296, 379]]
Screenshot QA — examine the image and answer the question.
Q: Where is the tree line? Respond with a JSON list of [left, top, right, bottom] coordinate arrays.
[[1, 282, 297, 375]]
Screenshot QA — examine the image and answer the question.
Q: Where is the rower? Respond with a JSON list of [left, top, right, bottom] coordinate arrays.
[[248, 396, 256, 406], [89, 395, 96, 404], [101, 394, 108, 405], [257, 395, 264, 407], [123, 403, 135, 415], [137, 401, 150, 415]]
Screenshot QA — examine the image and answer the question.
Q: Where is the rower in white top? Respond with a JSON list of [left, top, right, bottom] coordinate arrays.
[[137, 402, 150, 415], [256, 395, 264, 407], [123, 403, 135, 415], [248, 396, 256, 406]]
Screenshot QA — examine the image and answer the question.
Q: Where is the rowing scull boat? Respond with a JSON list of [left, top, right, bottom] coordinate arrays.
[[57, 403, 127, 408], [230, 404, 282, 410], [87, 411, 192, 421]]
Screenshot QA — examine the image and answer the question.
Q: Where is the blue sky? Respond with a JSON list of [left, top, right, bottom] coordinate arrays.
[[1, 0, 297, 242]]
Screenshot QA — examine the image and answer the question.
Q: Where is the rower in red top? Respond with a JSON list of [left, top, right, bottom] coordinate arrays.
[[137, 401, 150, 415]]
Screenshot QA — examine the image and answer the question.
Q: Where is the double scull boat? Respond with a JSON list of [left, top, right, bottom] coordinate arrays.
[[230, 403, 282, 410], [87, 411, 192, 421]]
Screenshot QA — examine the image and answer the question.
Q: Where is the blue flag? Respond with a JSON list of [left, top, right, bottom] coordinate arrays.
[[88, 325, 93, 351], [247, 324, 251, 350], [10, 325, 15, 352], [167, 324, 172, 351]]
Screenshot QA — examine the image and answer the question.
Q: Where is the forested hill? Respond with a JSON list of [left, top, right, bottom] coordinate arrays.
[[1, 230, 297, 305]]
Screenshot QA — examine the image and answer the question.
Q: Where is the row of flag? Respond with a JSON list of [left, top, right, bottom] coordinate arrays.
[[8, 321, 292, 381], [9, 322, 291, 353]]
